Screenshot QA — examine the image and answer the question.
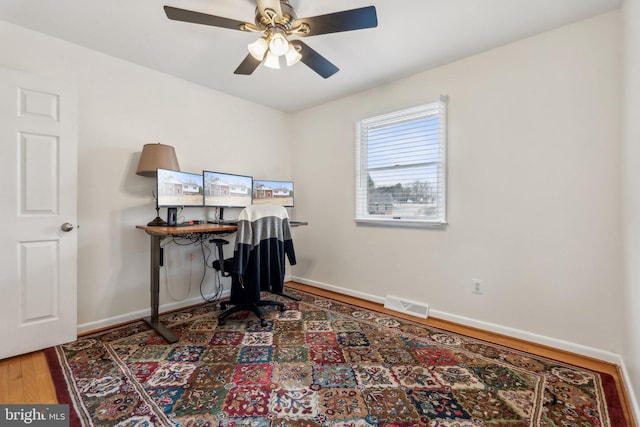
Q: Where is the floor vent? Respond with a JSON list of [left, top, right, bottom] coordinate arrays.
[[384, 295, 429, 319]]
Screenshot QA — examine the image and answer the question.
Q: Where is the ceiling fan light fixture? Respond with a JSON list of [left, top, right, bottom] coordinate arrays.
[[285, 43, 302, 67], [263, 51, 281, 69], [268, 28, 289, 56], [248, 37, 268, 60], [164, 3, 378, 78]]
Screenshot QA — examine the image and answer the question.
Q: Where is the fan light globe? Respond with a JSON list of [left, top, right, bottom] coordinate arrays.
[[269, 32, 289, 56], [248, 37, 268, 60], [263, 51, 281, 69], [285, 44, 302, 67]]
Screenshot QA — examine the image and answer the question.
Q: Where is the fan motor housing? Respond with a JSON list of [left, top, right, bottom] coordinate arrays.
[[255, 1, 296, 30]]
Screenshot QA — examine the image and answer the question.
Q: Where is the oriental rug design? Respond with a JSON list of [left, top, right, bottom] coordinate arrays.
[[46, 289, 627, 427]]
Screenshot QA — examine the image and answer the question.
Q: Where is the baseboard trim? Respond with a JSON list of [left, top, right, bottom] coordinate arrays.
[[291, 275, 639, 424], [79, 277, 296, 334], [289, 276, 621, 363], [619, 361, 640, 426], [77, 290, 230, 334], [291, 277, 386, 305]]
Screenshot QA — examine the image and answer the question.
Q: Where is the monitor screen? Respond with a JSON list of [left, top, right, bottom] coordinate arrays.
[[156, 168, 203, 208], [203, 170, 253, 208], [253, 180, 294, 207]]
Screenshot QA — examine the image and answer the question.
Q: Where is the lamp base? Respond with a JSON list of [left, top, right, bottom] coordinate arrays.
[[147, 216, 167, 226]]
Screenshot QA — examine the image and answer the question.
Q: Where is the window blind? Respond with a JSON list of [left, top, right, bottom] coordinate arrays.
[[355, 97, 447, 225]]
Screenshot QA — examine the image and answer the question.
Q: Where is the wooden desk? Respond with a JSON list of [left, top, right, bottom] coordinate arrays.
[[136, 223, 237, 343]]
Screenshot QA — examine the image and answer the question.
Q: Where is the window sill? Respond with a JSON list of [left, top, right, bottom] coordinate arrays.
[[354, 218, 448, 229]]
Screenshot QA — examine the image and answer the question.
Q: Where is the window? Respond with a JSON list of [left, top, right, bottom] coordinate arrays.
[[355, 97, 447, 226]]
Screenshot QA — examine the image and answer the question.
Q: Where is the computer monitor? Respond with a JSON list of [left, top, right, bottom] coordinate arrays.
[[203, 170, 253, 208], [156, 168, 203, 208], [252, 180, 294, 207]]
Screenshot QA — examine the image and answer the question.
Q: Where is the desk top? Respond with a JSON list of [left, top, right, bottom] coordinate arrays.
[[136, 223, 237, 236], [137, 220, 308, 236]]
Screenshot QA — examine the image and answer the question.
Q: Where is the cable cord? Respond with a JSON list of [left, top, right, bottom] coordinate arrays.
[[207, 207, 222, 224], [162, 243, 193, 301], [159, 238, 186, 301], [177, 207, 185, 224], [199, 237, 225, 303], [158, 233, 231, 304], [161, 233, 212, 301]]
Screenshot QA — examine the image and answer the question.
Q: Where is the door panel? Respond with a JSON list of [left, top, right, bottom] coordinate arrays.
[[0, 67, 78, 359], [20, 241, 58, 322], [20, 132, 59, 213]]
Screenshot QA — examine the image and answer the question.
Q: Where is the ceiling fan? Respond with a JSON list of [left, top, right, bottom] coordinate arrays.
[[164, 0, 378, 78]]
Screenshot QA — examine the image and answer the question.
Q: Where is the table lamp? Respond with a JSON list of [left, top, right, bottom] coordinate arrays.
[[136, 143, 180, 226]]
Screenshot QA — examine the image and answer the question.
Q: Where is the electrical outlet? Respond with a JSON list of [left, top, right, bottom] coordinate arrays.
[[472, 279, 483, 295]]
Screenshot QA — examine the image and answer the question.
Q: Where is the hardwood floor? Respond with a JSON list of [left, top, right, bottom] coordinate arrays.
[[0, 350, 57, 404], [0, 281, 635, 426]]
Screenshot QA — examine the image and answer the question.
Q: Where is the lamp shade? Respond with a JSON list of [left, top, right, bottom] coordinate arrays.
[[269, 32, 289, 56], [136, 143, 180, 177], [263, 51, 281, 69], [248, 37, 269, 61], [285, 44, 302, 67]]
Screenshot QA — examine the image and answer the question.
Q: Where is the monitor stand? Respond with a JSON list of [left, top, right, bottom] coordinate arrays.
[[165, 207, 193, 227]]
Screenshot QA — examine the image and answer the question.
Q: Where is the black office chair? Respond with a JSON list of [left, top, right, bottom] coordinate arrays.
[[211, 238, 285, 327], [210, 205, 298, 327]]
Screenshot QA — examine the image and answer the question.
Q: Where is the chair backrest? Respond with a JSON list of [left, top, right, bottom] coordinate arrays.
[[236, 204, 291, 248], [233, 204, 295, 276], [238, 204, 289, 222]]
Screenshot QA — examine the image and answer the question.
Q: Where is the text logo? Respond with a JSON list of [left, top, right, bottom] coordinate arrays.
[[1, 405, 69, 426]]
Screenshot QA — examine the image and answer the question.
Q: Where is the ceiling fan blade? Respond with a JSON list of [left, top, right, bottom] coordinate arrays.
[[290, 40, 339, 79], [234, 54, 262, 75], [294, 6, 377, 37], [164, 6, 249, 31]]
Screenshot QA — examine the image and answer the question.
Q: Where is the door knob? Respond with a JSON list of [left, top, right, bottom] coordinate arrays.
[[61, 223, 74, 232]]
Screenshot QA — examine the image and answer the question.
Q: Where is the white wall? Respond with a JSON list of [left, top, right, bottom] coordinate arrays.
[[291, 12, 624, 355], [622, 0, 640, 416], [0, 20, 292, 328]]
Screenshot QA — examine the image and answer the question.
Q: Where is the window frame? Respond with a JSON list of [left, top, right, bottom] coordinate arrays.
[[355, 97, 448, 227]]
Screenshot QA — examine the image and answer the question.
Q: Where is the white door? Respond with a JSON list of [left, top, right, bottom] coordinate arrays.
[[0, 67, 78, 359]]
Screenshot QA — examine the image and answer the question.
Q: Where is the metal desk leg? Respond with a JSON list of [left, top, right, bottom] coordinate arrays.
[[142, 233, 178, 343]]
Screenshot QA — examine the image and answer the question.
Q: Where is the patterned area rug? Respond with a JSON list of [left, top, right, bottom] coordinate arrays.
[[46, 289, 627, 426]]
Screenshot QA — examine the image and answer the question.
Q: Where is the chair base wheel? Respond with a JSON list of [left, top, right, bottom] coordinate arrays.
[[217, 300, 285, 328]]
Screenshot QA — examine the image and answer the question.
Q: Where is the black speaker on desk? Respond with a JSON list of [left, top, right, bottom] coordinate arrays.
[[167, 208, 177, 226]]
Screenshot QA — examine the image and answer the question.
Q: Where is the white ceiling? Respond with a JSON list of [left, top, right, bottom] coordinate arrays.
[[0, 0, 621, 113]]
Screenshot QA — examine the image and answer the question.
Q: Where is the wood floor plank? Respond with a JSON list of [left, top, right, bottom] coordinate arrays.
[[7, 356, 25, 404], [0, 358, 10, 403], [33, 352, 57, 404], [0, 352, 58, 404], [21, 353, 41, 404]]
